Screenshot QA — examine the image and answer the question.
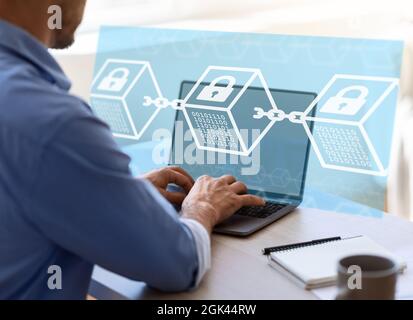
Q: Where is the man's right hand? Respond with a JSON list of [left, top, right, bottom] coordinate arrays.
[[181, 175, 266, 234]]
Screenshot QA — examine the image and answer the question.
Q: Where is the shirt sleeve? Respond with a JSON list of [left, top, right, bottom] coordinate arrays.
[[26, 112, 203, 292], [180, 218, 211, 287]]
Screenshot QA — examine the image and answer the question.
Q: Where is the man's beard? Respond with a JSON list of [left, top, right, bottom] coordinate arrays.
[[50, 12, 83, 49], [51, 30, 75, 49]]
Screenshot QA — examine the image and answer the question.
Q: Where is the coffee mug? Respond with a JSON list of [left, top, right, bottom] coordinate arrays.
[[336, 255, 399, 300]]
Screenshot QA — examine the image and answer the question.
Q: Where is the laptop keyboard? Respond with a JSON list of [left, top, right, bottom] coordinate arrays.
[[236, 202, 287, 219]]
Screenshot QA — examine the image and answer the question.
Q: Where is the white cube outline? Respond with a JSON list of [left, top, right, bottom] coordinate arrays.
[[302, 74, 399, 176], [182, 66, 278, 156], [90, 59, 163, 141]]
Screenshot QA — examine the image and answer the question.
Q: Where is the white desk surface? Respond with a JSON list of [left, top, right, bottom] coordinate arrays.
[[89, 207, 413, 300]]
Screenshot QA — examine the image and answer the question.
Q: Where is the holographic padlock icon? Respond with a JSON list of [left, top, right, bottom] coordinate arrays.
[[98, 67, 130, 92], [320, 85, 369, 116], [197, 76, 236, 103]]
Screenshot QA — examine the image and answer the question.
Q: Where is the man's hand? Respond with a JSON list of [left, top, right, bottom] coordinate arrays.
[[181, 175, 265, 234], [143, 166, 194, 205]]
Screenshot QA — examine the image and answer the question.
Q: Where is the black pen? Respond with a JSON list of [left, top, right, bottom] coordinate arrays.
[[262, 237, 342, 255]]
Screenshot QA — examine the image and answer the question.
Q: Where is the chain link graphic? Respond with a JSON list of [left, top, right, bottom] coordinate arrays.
[[143, 96, 185, 110], [253, 108, 306, 124]]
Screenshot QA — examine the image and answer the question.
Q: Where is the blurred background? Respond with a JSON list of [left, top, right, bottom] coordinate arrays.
[[54, 0, 413, 221]]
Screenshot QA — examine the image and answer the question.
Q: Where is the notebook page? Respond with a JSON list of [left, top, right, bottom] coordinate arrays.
[[270, 236, 402, 285]]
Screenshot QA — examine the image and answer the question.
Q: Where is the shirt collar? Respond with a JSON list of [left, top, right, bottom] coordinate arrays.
[[0, 19, 72, 91]]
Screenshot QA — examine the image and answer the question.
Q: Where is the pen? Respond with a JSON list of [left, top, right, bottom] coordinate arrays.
[[262, 236, 342, 255]]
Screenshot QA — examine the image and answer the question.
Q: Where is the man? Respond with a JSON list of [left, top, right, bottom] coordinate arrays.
[[0, 0, 265, 299]]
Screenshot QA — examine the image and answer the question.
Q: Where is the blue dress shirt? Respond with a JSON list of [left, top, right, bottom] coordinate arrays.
[[0, 20, 207, 300]]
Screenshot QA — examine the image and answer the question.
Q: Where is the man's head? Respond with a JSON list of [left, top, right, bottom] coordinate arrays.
[[0, 0, 87, 49]]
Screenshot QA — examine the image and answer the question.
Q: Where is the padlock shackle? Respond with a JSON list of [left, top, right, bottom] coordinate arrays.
[[209, 75, 236, 87], [108, 67, 130, 78], [336, 85, 369, 99]]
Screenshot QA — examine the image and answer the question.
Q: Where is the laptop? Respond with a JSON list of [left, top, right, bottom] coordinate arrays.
[[170, 81, 316, 236]]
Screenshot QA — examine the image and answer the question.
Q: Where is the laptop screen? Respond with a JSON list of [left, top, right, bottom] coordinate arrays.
[[171, 81, 316, 202]]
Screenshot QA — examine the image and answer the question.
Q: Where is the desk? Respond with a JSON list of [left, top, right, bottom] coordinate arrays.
[[89, 207, 413, 300]]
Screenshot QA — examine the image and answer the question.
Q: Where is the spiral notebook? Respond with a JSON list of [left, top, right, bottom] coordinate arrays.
[[267, 236, 407, 290]]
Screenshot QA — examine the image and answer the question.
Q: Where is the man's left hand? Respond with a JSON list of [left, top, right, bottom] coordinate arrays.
[[142, 166, 195, 205]]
